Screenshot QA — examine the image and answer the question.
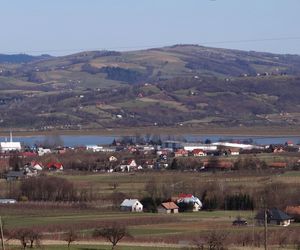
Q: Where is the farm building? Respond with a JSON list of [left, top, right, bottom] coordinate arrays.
[[256, 208, 292, 227], [120, 199, 143, 212], [158, 202, 179, 214]]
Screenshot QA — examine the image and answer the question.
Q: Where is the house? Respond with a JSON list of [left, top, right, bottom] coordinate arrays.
[[177, 194, 202, 212], [158, 202, 179, 214], [273, 146, 285, 153], [256, 208, 292, 227], [285, 141, 294, 147], [120, 199, 143, 212], [30, 161, 43, 171], [268, 162, 287, 169], [46, 162, 63, 171], [109, 156, 118, 162], [286, 206, 300, 218], [0, 198, 17, 204], [174, 149, 189, 157], [5, 171, 25, 181], [37, 147, 51, 156], [86, 145, 103, 152], [229, 148, 240, 156], [192, 149, 207, 157], [119, 159, 137, 172]]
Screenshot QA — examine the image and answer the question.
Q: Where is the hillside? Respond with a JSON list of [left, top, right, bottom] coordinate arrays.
[[1, 44, 300, 131]]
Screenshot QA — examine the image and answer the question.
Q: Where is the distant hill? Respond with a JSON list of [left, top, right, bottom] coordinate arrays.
[[0, 53, 52, 63], [0, 44, 300, 130]]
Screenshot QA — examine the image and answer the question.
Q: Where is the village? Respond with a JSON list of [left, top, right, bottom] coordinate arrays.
[[1, 133, 300, 177], [1, 133, 300, 249]]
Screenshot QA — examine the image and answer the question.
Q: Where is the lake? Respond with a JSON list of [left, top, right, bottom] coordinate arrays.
[[0, 134, 299, 147]]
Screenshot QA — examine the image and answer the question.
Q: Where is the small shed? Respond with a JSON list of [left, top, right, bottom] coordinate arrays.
[[158, 202, 179, 214], [120, 199, 143, 212]]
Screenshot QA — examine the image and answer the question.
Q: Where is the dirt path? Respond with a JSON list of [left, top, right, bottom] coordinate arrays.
[[6, 239, 183, 248]]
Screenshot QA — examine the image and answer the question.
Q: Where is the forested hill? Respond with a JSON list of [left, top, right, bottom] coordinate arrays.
[[0, 54, 52, 63], [1, 44, 300, 130]]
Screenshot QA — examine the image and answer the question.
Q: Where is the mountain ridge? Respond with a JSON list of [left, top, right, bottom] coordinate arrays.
[[1, 44, 300, 130]]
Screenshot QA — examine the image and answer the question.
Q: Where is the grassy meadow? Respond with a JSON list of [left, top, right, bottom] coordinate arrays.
[[1, 168, 300, 249]]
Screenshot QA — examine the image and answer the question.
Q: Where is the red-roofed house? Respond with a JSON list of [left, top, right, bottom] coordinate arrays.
[[174, 149, 188, 157], [229, 148, 240, 156], [31, 161, 43, 171], [46, 162, 63, 171], [177, 194, 203, 211], [158, 202, 179, 214], [192, 149, 207, 157], [268, 162, 287, 169], [119, 159, 137, 172]]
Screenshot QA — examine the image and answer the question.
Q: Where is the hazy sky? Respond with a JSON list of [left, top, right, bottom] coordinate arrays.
[[1, 0, 300, 55]]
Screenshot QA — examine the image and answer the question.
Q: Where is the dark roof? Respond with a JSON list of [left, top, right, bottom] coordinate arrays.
[[6, 171, 24, 178], [256, 208, 292, 221], [269, 208, 292, 220]]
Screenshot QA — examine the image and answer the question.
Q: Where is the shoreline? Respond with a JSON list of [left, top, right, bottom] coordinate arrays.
[[1, 126, 300, 137]]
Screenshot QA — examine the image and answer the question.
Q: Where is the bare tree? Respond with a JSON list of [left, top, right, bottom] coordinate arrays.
[[206, 230, 228, 250], [28, 229, 42, 248], [8, 228, 41, 249], [64, 229, 78, 249], [93, 223, 129, 250]]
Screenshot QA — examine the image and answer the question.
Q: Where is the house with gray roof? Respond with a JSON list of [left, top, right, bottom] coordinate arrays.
[[120, 199, 143, 212], [256, 208, 292, 226]]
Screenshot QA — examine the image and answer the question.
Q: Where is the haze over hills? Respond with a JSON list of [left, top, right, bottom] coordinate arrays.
[[1, 44, 300, 131]]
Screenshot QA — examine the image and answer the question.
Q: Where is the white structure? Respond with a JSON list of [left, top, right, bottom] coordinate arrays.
[[212, 142, 263, 150], [86, 145, 103, 152], [183, 143, 217, 152], [37, 147, 51, 156], [177, 194, 203, 212], [120, 199, 143, 212], [0, 132, 21, 152], [0, 199, 17, 204], [119, 159, 137, 172], [162, 141, 217, 152]]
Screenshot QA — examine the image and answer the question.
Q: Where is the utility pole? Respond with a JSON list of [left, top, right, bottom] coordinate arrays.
[[0, 216, 5, 250], [264, 209, 268, 250]]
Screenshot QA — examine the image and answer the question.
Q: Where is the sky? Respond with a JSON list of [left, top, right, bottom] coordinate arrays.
[[1, 0, 300, 55]]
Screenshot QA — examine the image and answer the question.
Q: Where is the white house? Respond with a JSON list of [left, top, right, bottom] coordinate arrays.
[[177, 194, 203, 212], [109, 156, 118, 162], [86, 145, 103, 152], [229, 148, 240, 156], [120, 199, 143, 212], [37, 147, 51, 156], [0, 199, 17, 204], [119, 159, 137, 172]]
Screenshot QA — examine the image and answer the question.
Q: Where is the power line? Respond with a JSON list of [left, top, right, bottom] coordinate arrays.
[[3, 36, 300, 55]]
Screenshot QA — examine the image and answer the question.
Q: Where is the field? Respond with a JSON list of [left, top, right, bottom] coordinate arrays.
[[2, 169, 300, 249]]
